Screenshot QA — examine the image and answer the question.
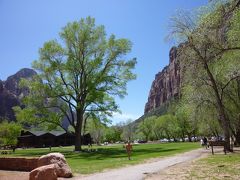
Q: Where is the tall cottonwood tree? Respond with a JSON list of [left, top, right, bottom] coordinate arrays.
[[169, 0, 240, 151], [15, 17, 136, 151]]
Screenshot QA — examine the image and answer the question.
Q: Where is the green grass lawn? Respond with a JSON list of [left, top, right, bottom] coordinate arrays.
[[189, 151, 240, 179], [1, 142, 199, 174]]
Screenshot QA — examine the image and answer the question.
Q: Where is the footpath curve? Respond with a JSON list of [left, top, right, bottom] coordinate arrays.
[[75, 148, 205, 180]]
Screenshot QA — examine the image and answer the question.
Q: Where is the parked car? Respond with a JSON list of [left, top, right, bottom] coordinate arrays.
[[159, 138, 169, 142], [103, 142, 108, 145], [138, 140, 147, 143]]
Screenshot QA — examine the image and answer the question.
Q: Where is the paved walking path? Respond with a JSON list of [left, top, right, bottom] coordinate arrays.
[[75, 148, 205, 180]]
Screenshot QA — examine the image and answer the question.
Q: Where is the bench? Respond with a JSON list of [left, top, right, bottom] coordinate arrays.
[[208, 141, 226, 155]]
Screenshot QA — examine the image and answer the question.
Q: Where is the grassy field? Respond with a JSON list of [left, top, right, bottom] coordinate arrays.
[[188, 151, 240, 179], [1, 142, 199, 174], [144, 148, 240, 180]]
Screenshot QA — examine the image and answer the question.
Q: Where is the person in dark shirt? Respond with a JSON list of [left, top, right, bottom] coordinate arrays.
[[203, 137, 208, 149]]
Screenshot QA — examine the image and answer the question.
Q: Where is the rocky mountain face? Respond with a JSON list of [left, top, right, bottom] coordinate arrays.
[[144, 47, 181, 114], [0, 68, 37, 121], [144, 1, 240, 115], [0, 68, 70, 129]]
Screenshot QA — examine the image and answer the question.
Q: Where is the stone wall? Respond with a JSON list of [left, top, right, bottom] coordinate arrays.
[[0, 157, 38, 171]]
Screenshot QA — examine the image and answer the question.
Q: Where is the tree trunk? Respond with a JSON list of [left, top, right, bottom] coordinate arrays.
[[146, 134, 149, 142], [235, 130, 240, 145], [235, 115, 240, 145], [75, 109, 84, 151], [166, 132, 171, 141], [75, 127, 82, 151], [189, 43, 234, 151], [221, 116, 231, 151], [83, 117, 87, 134], [154, 131, 159, 140], [187, 134, 192, 142], [203, 60, 232, 151], [232, 123, 240, 145], [181, 131, 185, 142]]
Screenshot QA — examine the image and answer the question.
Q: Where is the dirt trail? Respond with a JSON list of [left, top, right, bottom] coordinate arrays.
[[73, 148, 207, 180], [0, 170, 28, 180]]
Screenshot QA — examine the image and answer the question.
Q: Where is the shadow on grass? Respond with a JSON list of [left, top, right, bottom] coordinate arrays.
[[63, 147, 179, 161], [9, 144, 183, 161], [10, 147, 177, 160]]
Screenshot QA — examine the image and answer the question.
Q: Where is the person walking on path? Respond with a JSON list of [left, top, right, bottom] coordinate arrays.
[[203, 137, 208, 149]]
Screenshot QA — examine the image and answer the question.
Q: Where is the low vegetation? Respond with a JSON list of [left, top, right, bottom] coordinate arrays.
[[0, 142, 199, 174], [0, 121, 21, 148], [145, 148, 240, 180], [188, 152, 240, 179]]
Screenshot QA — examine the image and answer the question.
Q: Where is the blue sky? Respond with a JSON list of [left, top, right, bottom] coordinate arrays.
[[0, 0, 208, 124]]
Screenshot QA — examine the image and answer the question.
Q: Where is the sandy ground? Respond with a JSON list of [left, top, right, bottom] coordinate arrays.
[[0, 170, 29, 180], [145, 147, 239, 180], [145, 150, 209, 180], [0, 148, 213, 180]]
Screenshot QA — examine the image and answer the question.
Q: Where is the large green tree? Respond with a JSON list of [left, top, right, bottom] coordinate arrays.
[[169, 0, 240, 151], [15, 17, 136, 151]]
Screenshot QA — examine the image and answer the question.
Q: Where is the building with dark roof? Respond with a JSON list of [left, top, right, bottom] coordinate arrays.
[[17, 130, 91, 148]]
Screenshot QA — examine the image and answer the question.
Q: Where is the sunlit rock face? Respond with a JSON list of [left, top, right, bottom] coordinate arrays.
[[0, 68, 36, 121], [0, 68, 70, 129], [144, 46, 181, 114], [144, 0, 240, 115], [5, 68, 37, 97]]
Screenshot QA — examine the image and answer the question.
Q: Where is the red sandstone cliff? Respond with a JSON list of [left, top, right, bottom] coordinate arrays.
[[144, 0, 240, 115], [144, 47, 181, 114]]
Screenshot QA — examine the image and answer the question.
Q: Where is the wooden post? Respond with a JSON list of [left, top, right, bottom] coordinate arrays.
[[211, 144, 214, 155], [224, 143, 226, 155]]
